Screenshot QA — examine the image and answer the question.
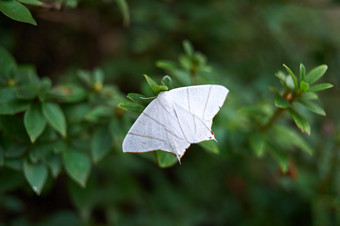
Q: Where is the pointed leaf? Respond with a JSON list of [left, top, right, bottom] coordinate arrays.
[[274, 125, 312, 155], [24, 104, 47, 143], [249, 133, 266, 157], [157, 150, 177, 168], [117, 101, 145, 114], [299, 63, 306, 82], [288, 108, 311, 135], [68, 178, 96, 213], [301, 92, 318, 100], [183, 40, 194, 57], [199, 140, 219, 154], [127, 93, 151, 106], [283, 64, 298, 89], [308, 83, 333, 92], [299, 81, 309, 92], [84, 106, 113, 122], [42, 102, 66, 137], [0, 87, 17, 104], [161, 75, 173, 89], [0, 46, 16, 77], [93, 68, 104, 83], [45, 154, 61, 178], [298, 99, 326, 116], [156, 60, 178, 71], [305, 65, 328, 84], [63, 150, 91, 187], [268, 145, 289, 173], [274, 95, 290, 108], [91, 126, 112, 163], [0, 0, 37, 25], [18, 0, 43, 5], [0, 100, 30, 115], [23, 161, 48, 195], [275, 71, 287, 85], [115, 0, 130, 26], [143, 74, 158, 89], [151, 84, 168, 95]]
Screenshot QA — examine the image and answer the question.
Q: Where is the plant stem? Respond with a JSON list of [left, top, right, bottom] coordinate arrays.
[[260, 108, 284, 132]]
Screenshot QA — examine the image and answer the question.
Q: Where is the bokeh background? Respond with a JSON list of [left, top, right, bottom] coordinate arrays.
[[1, 0, 340, 225]]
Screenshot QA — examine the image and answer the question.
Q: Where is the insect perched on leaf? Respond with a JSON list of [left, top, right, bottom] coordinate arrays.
[[122, 85, 229, 163]]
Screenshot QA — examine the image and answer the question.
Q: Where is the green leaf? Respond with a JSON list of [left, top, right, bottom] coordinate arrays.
[[299, 81, 309, 92], [156, 151, 177, 168], [17, 84, 38, 100], [301, 92, 318, 100], [16, 65, 40, 86], [18, 0, 42, 5], [308, 83, 333, 92], [0, 100, 30, 115], [274, 95, 290, 108], [249, 133, 266, 157], [0, 46, 16, 77], [42, 102, 67, 137], [77, 70, 92, 87], [64, 103, 89, 123], [5, 159, 22, 171], [4, 145, 26, 158], [156, 60, 178, 71], [45, 154, 61, 178], [91, 126, 112, 163], [305, 65, 328, 84], [179, 55, 192, 71], [93, 68, 104, 83], [84, 106, 113, 122], [115, 0, 130, 26], [274, 125, 312, 155], [117, 101, 145, 114], [173, 69, 191, 86], [127, 93, 151, 106], [199, 140, 219, 154], [47, 84, 87, 103], [151, 84, 168, 95], [298, 99, 326, 116], [24, 104, 46, 143], [161, 75, 173, 89], [275, 71, 286, 85], [283, 64, 298, 89], [63, 150, 91, 187], [288, 108, 311, 135], [143, 74, 158, 94], [0, 0, 37, 25], [299, 63, 306, 82], [183, 40, 194, 57], [68, 178, 95, 214], [267, 145, 288, 173], [0, 87, 17, 104], [23, 161, 48, 195]]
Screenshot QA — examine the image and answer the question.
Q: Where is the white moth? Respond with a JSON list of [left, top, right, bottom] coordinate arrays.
[[122, 85, 229, 162]]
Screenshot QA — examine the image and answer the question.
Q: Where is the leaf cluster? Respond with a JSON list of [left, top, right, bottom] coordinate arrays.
[[0, 46, 124, 194]]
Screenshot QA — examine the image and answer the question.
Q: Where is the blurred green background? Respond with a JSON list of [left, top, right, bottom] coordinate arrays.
[[0, 0, 340, 225]]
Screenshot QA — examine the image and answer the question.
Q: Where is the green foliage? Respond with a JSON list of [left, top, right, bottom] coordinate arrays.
[[23, 160, 48, 195], [42, 102, 67, 137], [0, 1, 339, 225], [0, 0, 38, 25], [24, 103, 47, 143], [63, 150, 91, 187]]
